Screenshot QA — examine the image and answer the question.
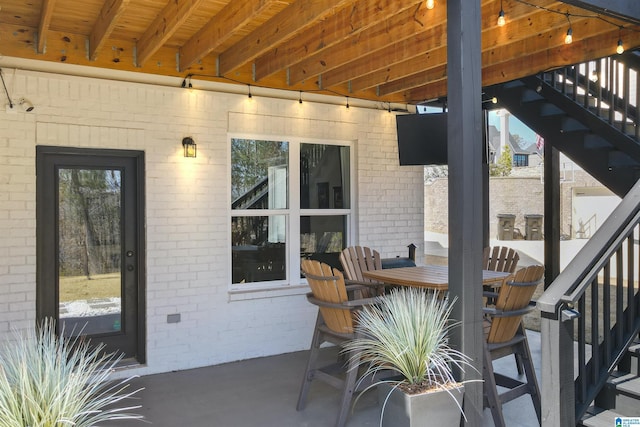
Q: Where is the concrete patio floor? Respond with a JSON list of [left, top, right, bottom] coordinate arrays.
[[117, 331, 543, 427]]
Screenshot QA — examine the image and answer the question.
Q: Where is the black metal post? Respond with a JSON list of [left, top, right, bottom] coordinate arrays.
[[544, 143, 561, 288]]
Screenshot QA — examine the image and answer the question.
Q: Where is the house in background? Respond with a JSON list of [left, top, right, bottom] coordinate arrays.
[[487, 109, 541, 168]]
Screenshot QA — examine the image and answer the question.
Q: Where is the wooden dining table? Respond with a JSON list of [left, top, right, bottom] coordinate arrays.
[[362, 264, 512, 291]]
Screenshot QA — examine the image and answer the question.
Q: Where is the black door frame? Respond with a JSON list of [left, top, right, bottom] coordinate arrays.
[[36, 146, 146, 363]]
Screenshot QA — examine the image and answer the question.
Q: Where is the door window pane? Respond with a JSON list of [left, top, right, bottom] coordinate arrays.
[[301, 144, 350, 209], [231, 139, 289, 210], [58, 168, 122, 336], [232, 215, 287, 284]]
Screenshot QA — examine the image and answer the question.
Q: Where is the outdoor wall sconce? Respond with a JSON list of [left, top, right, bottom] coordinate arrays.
[[182, 136, 197, 158]]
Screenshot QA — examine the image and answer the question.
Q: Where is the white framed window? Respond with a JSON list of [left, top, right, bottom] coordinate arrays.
[[230, 135, 353, 290]]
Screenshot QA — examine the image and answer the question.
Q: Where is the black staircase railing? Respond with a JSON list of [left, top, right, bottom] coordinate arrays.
[[538, 179, 640, 426], [539, 54, 640, 142], [485, 50, 640, 197]]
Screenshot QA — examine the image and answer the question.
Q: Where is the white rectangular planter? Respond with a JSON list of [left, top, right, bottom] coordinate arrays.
[[377, 382, 464, 427]]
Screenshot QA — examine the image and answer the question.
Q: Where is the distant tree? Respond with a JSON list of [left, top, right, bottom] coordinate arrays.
[[490, 145, 512, 176]]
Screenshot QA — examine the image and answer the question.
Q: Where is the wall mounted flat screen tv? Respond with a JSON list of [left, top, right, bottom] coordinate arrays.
[[396, 113, 447, 165]]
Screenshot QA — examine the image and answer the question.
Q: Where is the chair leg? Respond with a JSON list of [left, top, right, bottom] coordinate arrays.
[[483, 345, 507, 427], [514, 322, 525, 375], [515, 353, 524, 375], [297, 312, 324, 411], [519, 337, 542, 423], [335, 349, 360, 427]]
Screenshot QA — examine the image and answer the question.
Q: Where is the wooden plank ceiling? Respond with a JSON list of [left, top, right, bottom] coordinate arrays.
[[1, 0, 639, 105]]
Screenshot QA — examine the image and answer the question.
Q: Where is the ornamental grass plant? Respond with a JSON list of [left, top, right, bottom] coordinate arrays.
[[0, 318, 143, 427], [343, 287, 475, 408]]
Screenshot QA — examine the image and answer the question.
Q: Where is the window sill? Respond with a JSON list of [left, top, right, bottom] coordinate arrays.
[[228, 284, 310, 301]]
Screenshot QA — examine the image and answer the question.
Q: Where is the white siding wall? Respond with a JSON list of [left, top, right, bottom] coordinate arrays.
[[0, 67, 423, 376]]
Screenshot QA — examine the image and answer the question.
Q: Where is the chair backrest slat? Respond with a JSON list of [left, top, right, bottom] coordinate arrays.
[[301, 259, 354, 334], [487, 264, 544, 344], [339, 246, 382, 283], [483, 246, 520, 274], [339, 246, 383, 299]]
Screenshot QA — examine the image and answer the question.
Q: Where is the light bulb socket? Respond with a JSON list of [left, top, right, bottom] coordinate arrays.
[[565, 27, 573, 44], [497, 10, 505, 27]]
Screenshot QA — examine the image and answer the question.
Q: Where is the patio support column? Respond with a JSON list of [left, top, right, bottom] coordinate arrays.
[[544, 143, 561, 288], [446, 0, 484, 425]]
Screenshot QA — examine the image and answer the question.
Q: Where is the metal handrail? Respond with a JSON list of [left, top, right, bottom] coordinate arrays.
[[538, 179, 640, 318], [538, 179, 640, 426]]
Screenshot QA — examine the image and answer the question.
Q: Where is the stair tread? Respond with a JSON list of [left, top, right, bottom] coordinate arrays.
[[582, 409, 625, 427], [616, 376, 640, 396]]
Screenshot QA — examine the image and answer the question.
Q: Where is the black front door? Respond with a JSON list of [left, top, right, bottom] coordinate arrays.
[[36, 146, 145, 363]]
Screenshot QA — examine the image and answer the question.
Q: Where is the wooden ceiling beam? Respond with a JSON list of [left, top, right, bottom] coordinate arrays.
[[377, 64, 447, 96], [325, 24, 446, 91], [401, 78, 448, 104], [354, 4, 626, 95], [36, 0, 56, 54], [287, 3, 438, 86], [386, 17, 618, 96], [217, 0, 354, 77], [137, 0, 205, 67], [402, 26, 632, 102], [480, 29, 630, 86], [325, 0, 559, 91], [179, 0, 279, 72], [89, 0, 130, 61], [253, 0, 421, 81]]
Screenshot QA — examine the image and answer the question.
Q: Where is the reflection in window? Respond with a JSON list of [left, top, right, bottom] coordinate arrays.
[[232, 216, 286, 284], [231, 139, 288, 210], [301, 144, 350, 209], [300, 215, 346, 271], [231, 137, 351, 287]]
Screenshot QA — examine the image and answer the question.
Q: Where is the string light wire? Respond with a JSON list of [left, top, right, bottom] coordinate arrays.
[[497, 0, 505, 27], [182, 1, 640, 107]]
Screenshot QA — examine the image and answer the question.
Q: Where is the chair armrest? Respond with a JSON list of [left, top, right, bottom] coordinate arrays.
[[344, 283, 374, 292], [306, 293, 378, 310], [483, 301, 536, 318], [483, 291, 500, 299], [345, 279, 386, 289]]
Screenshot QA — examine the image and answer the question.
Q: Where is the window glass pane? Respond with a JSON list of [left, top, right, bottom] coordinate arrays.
[[300, 215, 347, 271], [300, 144, 350, 209], [232, 215, 286, 284], [231, 139, 289, 210]]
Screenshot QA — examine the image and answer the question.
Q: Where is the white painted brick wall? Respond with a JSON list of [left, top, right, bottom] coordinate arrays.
[[0, 68, 423, 376]]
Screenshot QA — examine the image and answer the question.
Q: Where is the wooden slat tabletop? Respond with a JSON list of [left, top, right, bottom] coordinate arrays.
[[362, 265, 512, 291]]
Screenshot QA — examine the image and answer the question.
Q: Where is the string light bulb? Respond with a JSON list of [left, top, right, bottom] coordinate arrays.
[[247, 84, 252, 98], [425, 0, 434, 10], [564, 27, 573, 44], [346, 97, 350, 109], [564, 14, 572, 45], [298, 91, 302, 104], [617, 38, 624, 54], [497, 1, 505, 27]]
